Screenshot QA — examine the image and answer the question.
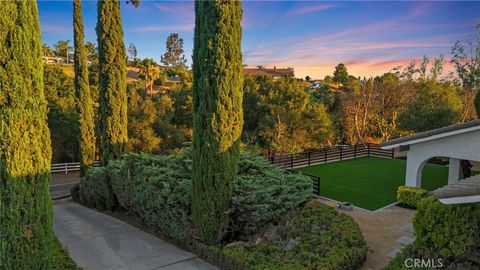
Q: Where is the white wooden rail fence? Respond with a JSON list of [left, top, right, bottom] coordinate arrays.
[[51, 161, 100, 173]]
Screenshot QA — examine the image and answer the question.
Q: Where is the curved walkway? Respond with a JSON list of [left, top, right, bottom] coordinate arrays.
[[314, 198, 416, 270], [54, 199, 217, 270]]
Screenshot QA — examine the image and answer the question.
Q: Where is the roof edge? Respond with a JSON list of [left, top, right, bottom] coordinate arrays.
[[380, 119, 480, 149]]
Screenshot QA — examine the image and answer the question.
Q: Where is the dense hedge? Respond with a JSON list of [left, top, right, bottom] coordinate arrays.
[[222, 200, 368, 270], [413, 196, 480, 259], [79, 167, 115, 210], [109, 153, 194, 242], [397, 186, 428, 208], [77, 149, 312, 242], [232, 152, 314, 236], [384, 197, 480, 269]]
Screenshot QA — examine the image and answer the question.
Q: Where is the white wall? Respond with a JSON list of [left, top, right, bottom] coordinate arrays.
[[405, 130, 480, 187]]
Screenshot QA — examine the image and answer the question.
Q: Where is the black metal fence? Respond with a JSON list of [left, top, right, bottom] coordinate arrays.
[[267, 143, 394, 196]]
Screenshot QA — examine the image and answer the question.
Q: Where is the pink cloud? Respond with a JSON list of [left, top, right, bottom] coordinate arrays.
[[153, 2, 194, 19], [410, 2, 435, 18], [41, 23, 69, 34], [287, 3, 335, 17], [133, 23, 194, 32]]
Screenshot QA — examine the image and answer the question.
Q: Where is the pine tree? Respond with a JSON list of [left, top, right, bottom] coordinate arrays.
[[96, 0, 128, 164], [74, 0, 96, 175], [0, 1, 53, 268], [161, 33, 187, 68], [192, 1, 244, 244]]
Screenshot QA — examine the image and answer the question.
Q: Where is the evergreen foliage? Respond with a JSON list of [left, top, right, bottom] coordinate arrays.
[[243, 76, 333, 154], [77, 149, 312, 242], [74, 0, 96, 175], [192, 1, 244, 244], [223, 201, 367, 270], [413, 197, 480, 259], [397, 186, 428, 208], [96, 0, 128, 164], [0, 1, 53, 268], [44, 65, 79, 162]]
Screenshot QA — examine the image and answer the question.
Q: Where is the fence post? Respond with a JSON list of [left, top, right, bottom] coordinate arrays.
[[317, 176, 320, 196], [391, 148, 395, 159], [308, 152, 311, 166], [271, 155, 275, 164], [340, 147, 343, 161], [324, 149, 327, 163], [354, 145, 357, 158], [64, 163, 68, 174], [290, 155, 294, 169], [367, 144, 370, 156]]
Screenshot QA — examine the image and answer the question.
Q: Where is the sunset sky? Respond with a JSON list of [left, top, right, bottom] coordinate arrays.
[[38, 1, 480, 79]]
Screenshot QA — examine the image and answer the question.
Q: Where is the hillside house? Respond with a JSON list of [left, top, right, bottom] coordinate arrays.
[[244, 66, 294, 79]]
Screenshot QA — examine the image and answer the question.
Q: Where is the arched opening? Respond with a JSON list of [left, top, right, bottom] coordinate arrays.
[[418, 157, 448, 191], [414, 157, 480, 191]]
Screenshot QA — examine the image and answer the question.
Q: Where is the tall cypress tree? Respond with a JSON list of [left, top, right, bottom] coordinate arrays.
[[96, 0, 128, 164], [0, 1, 53, 268], [74, 0, 96, 175], [192, 1, 244, 244]]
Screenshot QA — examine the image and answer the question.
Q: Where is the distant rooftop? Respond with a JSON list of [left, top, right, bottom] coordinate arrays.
[[244, 66, 294, 78]]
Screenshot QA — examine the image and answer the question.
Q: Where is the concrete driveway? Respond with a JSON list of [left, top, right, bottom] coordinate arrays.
[[50, 172, 80, 199], [54, 199, 217, 270]]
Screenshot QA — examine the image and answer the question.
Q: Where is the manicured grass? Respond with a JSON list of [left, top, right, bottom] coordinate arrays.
[[297, 157, 448, 211]]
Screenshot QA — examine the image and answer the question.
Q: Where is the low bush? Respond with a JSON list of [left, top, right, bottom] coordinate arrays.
[[413, 196, 480, 260], [222, 200, 368, 270], [232, 152, 313, 236], [79, 167, 115, 210], [78, 148, 312, 242], [397, 186, 428, 208], [109, 152, 194, 242]]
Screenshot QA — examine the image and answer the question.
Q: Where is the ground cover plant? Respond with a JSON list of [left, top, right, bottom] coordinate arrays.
[[297, 157, 448, 211], [53, 237, 82, 270], [222, 200, 367, 270]]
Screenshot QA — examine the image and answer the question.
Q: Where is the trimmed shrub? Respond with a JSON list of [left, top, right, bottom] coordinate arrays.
[[223, 200, 368, 270], [413, 196, 480, 259], [79, 149, 312, 242], [109, 153, 194, 242], [79, 167, 115, 210], [232, 152, 312, 236], [397, 186, 428, 208]]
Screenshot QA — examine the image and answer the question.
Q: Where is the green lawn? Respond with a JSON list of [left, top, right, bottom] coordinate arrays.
[[297, 157, 448, 211]]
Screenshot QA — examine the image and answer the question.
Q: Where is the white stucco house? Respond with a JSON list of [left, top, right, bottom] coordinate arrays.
[[381, 120, 480, 204]]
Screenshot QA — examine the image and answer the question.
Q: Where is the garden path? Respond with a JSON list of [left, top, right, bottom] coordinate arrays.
[[54, 199, 217, 270], [314, 198, 416, 270]]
